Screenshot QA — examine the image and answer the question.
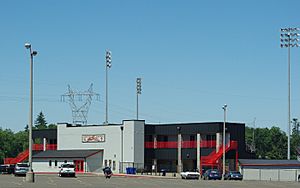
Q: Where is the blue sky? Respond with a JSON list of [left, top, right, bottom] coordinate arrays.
[[0, 0, 299, 132]]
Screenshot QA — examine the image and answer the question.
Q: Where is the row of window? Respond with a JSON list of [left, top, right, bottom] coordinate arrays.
[[104, 159, 116, 171], [49, 160, 68, 167], [145, 135, 217, 142]]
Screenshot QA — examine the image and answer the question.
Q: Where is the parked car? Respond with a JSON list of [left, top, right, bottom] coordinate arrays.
[[14, 163, 29, 176], [224, 171, 243, 180], [180, 170, 200, 179], [59, 163, 76, 177], [7, 165, 15, 174], [0, 165, 8, 174], [203, 169, 222, 180]]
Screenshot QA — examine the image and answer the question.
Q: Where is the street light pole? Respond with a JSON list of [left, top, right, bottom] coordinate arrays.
[[136, 78, 142, 120], [222, 104, 227, 180], [105, 50, 112, 124], [120, 125, 124, 173], [25, 43, 37, 183], [280, 27, 299, 160]]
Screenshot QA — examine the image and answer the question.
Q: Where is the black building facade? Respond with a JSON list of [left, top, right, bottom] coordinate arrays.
[[144, 122, 252, 173]]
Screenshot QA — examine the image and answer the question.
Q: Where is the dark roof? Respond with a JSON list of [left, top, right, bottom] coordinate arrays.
[[146, 122, 244, 126], [33, 150, 102, 158], [239, 159, 300, 167]]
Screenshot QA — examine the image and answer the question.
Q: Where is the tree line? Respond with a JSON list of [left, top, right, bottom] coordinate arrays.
[[245, 120, 300, 160], [0, 111, 56, 164], [1, 114, 300, 164]]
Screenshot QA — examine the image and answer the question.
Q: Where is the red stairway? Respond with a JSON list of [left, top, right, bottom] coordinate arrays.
[[201, 140, 238, 168], [4, 144, 57, 165]]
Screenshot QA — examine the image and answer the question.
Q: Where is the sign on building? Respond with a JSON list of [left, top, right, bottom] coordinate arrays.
[[82, 134, 105, 143]]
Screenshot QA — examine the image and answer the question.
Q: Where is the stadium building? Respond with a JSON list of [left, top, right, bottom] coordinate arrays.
[[5, 120, 253, 174]]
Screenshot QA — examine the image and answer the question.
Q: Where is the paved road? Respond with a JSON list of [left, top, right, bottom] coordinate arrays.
[[1, 174, 300, 188]]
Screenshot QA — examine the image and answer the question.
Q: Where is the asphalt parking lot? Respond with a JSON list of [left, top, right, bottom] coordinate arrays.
[[1, 174, 300, 188]]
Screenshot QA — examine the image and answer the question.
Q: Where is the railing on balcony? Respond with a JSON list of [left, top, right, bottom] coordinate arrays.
[[144, 140, 216, 149], [32, 144, 57, 151]]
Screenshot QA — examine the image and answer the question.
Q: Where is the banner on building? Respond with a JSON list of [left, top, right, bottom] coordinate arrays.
[[82, 134, 105, 143]]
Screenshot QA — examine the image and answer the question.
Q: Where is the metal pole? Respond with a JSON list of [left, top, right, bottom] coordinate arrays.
[[137, 91, 139, 120], [280, 27, 300, 159], [29, 48, 33, 172], [25, 43, 35, 183], [136, 78, 141, 120], [121, 126, 124, 173], [105, 64, 108, 124], [288, 42, 291, 160], [222, 104, 227, 180]]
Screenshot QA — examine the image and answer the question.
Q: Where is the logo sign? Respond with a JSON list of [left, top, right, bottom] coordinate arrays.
[[82, 134, 105, 143]]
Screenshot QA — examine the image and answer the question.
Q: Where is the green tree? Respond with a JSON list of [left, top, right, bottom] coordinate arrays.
[[0, 128, 16, 163], [34, 111, 47, 129], [48, 124, 57, 129], [245, 126, 255, 151], [246, 126, 287, 159], [291, 119, 300, 159]]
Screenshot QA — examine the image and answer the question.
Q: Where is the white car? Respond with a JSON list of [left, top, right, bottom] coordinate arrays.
[[180, 171, 200, 179], [14, 163, 29, 176], [59, 164, 76, 177]]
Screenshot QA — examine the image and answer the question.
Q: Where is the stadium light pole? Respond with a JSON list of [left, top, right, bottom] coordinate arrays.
[[280, 27, 300, 160], [25, 43, 37, 183], [105, 50, 112, 125], [136, 78, 142, 120], [222, 104, 227, 180]]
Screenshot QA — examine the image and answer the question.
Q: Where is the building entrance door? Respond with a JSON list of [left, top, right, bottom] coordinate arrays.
[[74, 160, 84, 172]]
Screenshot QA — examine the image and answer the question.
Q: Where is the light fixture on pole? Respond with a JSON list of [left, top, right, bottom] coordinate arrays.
[[136, 78, 142, 120], [120, 125, 124, 173], [222, 104, 227, 180], [105, 50, 112, 125], [25, 42, 37, 183], [280, 27, 299, 160]]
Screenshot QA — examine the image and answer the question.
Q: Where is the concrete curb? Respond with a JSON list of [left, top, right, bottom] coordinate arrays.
[[93, 173, 179, 179], [29, 172, 179, 179]]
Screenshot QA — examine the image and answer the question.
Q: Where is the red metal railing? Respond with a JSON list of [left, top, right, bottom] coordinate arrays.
[[32, 144, 57, 151], [144, 140, 216, 149], [4, 144, 57, 165], [201, 140, 238, 165]]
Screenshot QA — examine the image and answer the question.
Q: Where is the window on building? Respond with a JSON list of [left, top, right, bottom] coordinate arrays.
[[55, 160, 57, 167], [104, 160, 107, 167], [206, 134, 216, 140], [113, 161, 116, 171], [49, 160, 52, 167], [211, 135, 216, 140], [190, 135, 195, 141], [109, 160, 112, 167], [163, 136, 168, 142]]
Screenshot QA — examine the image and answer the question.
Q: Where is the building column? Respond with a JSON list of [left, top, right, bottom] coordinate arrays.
[[153, 159, 157, 175], [177, 133, 182, 173], [226, 133, 230, 145], [196, 133, 201, 172], [43, 138, 47, 151], [216, 133, 221, 152]]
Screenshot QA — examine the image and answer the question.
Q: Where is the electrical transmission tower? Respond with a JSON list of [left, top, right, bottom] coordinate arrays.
[[61, 84, 100, 125]]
